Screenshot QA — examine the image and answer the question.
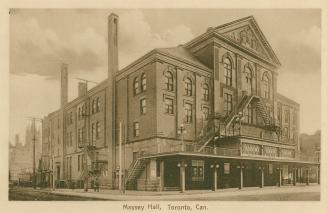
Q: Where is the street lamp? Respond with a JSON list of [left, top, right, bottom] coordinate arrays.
[[235, 112, 243, 136], [177, 124, 187, 151]]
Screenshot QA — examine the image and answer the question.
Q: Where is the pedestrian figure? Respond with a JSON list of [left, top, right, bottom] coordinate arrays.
[[95, 177, 100, 192]]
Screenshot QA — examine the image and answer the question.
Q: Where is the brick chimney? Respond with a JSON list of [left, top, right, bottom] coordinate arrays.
[[78, 82, 87, 97], [60, 63, 68, 108], [108, 13, 119, 77]]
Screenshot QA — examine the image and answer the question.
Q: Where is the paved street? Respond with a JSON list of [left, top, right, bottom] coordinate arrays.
[[9, 185, 320, 201], [9, 187, 107, 201]]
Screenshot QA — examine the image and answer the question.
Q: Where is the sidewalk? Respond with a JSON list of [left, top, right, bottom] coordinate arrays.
[[44, 184, 319, 201]]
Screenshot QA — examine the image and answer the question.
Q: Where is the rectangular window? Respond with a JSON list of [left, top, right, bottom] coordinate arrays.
[[82, 127, 86, 145], [140, 98, 147, 115], [164, 98, 174, 114], [133, 122, 140, 137], [78, 128, 82, 145], [284, 109, 290, 123], [224, 163, 230, 174], [202, 106, 209, 121], [223, 93, 233, 113], [70, 132, 72, 146], [277, 104, 282, 122], [184, 103, 192, 123], [292, 111, 297, 125], [97, 97, 101, 112], [191, 160, 204, 181], [69, 112, 73, 124], [91, 123, 96, 144], [96, 122, 100, 139]]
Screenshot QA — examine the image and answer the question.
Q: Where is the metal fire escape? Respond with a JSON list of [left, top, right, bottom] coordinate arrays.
[[197, 94, 281, 152], [125, 156, 146, 190]]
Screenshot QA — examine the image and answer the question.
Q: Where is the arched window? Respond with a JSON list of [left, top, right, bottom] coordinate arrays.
[[141, 73, 147, 92], [203, 83, 209, 101], [165, 71, 174, 91], [262, 72, 270, 99], [244, 66, 252, 94], [133, 77, 139, 95], [185, 77, 193, 96], [223, 57, 232, 86]]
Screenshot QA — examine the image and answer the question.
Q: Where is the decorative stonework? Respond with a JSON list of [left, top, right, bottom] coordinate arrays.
[[263, 146, 278, 157], [223, 25, 268, 60], [280, 148, 295, 159], [242, 143, 261, 156]]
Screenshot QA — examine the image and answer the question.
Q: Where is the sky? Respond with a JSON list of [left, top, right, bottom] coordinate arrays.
[[9, 9, 321, 145]]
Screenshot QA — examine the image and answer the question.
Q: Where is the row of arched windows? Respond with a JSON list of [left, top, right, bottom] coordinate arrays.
[[164, 70, 209, 101], [222, 55, 271, 99], [133, 73, 147, 95]]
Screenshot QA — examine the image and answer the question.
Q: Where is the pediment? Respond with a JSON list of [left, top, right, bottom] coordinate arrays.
[[215, 16, 281, 66]]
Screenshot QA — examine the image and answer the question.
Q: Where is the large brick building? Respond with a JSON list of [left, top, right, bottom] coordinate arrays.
[[40, 14, 319, 191]]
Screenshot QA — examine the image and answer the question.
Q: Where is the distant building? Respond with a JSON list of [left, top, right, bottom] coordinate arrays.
[[9, 125, 41, 183], [41, 14, 319, 191]]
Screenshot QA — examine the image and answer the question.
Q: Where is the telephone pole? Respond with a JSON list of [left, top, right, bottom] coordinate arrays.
[[26, 117, 43, 189]]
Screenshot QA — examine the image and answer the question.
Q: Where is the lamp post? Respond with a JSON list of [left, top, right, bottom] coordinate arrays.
[[237, 164, 245, 189], [235, 112, 243, 136], [177, 124, 186, 151], [210, 164, 220, 191], [177, 162, 188, 193]]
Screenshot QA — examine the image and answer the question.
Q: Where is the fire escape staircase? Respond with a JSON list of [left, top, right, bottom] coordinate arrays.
[[197, 125, 215, 152], [196, 96, 253, 152], [224, 95, 254, 129], [78, 144, 97, 180], [196, 94, 279, 152], [125, 157, 146, 190]]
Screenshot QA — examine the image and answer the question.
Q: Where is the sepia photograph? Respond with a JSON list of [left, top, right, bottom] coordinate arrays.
[[6, 7, 322, 204]]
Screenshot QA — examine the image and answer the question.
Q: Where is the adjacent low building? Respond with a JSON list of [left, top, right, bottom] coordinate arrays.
[[40, 14, 320, 191]]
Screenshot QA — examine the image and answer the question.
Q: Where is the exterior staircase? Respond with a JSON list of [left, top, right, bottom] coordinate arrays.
[[78, 144, 96, 181], [252, 97, 271, 125], [125, 158, 146, 190], [225, 95, 254, 128]]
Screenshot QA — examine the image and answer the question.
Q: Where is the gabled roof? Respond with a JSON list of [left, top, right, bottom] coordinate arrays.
[[214, 16, 281, 66], [156, 46, 210, 71], [277, 93, 300, 107], [185, 16, 281, 67]]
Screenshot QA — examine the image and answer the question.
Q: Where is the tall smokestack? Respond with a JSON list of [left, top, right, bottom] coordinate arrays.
[[107, 13, 119, 188], [108, 13, 119, 76], [60, 63, 68, 107]]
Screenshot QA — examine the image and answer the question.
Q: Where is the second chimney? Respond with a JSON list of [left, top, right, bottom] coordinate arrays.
[[108, 13, 119, 77], [78, 82, 87, 97], [60, 63, 68, 108]]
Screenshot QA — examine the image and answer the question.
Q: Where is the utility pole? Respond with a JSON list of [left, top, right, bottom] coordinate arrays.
[[123, 123, 127, 194], [27, 117, 43, 189], [118, 122, 122, 193]]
